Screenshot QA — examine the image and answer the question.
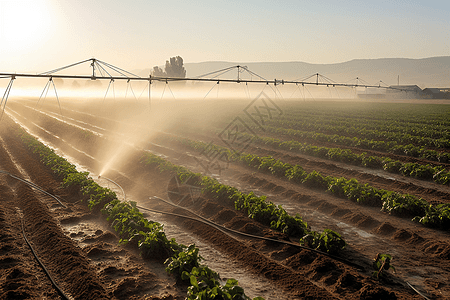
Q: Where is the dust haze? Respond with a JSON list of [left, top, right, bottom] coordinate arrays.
[[1, 77, 434, 181]]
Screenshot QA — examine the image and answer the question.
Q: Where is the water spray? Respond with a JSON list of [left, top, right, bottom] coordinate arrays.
[[98, 175, 126, 201]]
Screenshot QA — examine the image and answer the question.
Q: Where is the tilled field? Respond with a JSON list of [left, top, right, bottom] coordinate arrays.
[[1, 98, 449, 299]]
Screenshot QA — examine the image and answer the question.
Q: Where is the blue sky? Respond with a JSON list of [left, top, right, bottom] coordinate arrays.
[[0, 0, 448, 72]]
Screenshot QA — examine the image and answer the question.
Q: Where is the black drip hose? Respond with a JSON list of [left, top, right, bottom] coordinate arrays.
[[20, 215, 71, 300], [145, 196, 365, 270], [405, 281, 430, 300], [144, 196, 432, 299], [91, 174, 431, 300], [0, 170, 67, 208]]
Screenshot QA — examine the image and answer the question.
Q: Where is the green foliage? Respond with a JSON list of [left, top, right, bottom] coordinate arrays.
[[302, 170, 329, 189], [413, 203, 450, 229], [434, 169, 450, 185], [18, 129, 262, 299], [141, 152, 311, 238], [153, 135, 450, 230], [383, 160, 402, 173], [381, 192, 427, 217], [285, 165, 307, 183], [270, 209, 309, 237], [102, 200, 178, 260], [165, 244, 203, 277], [361, 155, 382, 168], [181, 266, 262, 300], [372, 253, 396, 280], [299, 229, 346, 255], [219, 122, 450, 185], [17, 128, 117, 210]]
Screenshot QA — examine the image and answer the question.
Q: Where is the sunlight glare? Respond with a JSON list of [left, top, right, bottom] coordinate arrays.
[[0, 0, 51, 48]]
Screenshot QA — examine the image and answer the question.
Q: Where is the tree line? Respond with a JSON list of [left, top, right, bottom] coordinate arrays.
[[152, 56, 186, 78]]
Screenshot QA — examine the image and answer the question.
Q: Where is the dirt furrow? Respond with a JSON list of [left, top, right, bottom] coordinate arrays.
[[4, 99, 449, 298]]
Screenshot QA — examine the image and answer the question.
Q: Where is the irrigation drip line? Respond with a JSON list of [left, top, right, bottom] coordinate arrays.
[[0, 170, 67, 208], [148, 195, 365, 271], [18, 211, 71, 300], [97, 173, 365, 270], [96, 175, 429, 299], [148, 196, 432, 299], [405, 281, 430, 300], [98, 175, 126, 201]]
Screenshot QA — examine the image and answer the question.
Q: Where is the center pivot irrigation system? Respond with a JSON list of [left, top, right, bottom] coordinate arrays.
[[1, 57, 397, 119]]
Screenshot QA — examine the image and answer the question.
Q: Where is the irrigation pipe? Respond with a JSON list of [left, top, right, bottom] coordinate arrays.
[[97, 174, 364, 269], [98, 175, 126, 201], [147, 196, 431, 299], [19, 213, 71, 300], [148, 195, 365, 271], [97, 176, 429, 299], [0, 170, 67, 208], [405, 281, 430, 300]]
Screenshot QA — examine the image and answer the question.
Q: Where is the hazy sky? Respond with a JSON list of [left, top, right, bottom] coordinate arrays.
[[0, 0, 449, 73]]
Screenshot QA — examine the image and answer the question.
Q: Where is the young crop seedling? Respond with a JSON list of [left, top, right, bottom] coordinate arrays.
[[299, 229, 346, 255], [372, 253, 396, 280]]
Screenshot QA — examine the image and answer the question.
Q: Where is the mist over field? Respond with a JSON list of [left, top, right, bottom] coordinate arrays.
[[136, 56, 450, 89], [4, 56, 448, 104]]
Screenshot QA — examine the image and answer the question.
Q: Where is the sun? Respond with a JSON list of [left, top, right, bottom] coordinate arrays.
[[0, 0, 51, 48]]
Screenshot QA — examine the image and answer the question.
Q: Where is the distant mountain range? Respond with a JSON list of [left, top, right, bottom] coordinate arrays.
[[135, 56, 450, 89]]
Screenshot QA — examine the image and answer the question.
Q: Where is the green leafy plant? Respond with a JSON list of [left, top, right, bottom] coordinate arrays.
[[299, 229, 346, 255], [17, 122, 265, 299], [165, 244, 202, 278], [102, 200, 178, 260], [372, 253, 396, 280], [181, 266, 264, 300]]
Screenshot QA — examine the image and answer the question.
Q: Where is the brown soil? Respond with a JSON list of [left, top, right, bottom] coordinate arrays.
[[2, 99, 449, 299]]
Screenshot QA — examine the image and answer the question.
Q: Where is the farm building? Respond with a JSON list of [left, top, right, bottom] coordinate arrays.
[[423, 88, 450, 99], [356, 87, 386, 99], [386, 85, 424, 99]]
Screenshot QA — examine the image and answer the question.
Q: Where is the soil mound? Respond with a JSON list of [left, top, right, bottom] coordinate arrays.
[[374, 222, 396, 235], [392, 229, 412, 241], [200, 201, 223, 218], [241, 223, 263, 235], [211, 209, 236, 224]]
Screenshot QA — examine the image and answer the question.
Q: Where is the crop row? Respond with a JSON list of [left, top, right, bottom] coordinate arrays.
[[171, 137, 450, 230], [280, 103, 450, 127], [254, 125, 450, 162], [276, 106, 450, 139], [156, 128, 450, 185], [232, 132, 450, 186], [265, 117, 450, 146], [16, 128, 260, 300], [279, 112, 450, 135], [140, 153, 346, 254]]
